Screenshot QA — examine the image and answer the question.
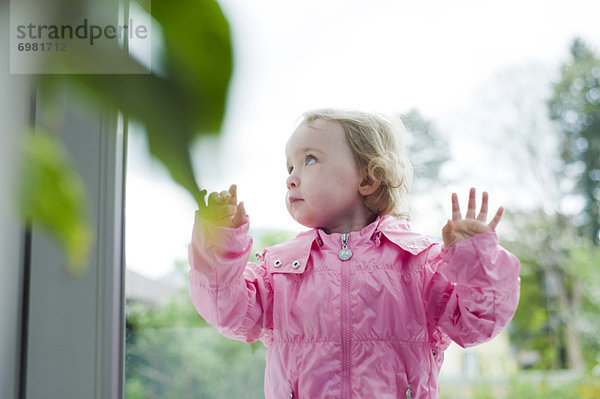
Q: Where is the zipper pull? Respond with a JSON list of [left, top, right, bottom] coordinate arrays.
[[339, 233, 352, 260]]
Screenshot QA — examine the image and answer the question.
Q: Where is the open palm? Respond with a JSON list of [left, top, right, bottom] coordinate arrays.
[[442, 188, 503, 248]]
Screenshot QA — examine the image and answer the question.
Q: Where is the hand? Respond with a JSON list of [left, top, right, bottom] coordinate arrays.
[[198, 184, 247, 228], [442, 187, 503, 248]]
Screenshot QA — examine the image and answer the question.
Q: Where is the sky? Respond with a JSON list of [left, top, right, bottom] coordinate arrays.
[[125, 0, 600, 279]]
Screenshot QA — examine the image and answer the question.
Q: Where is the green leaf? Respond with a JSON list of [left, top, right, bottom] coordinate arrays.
[[43, 0, 234, 206], [26, 0, 234, 270], [20, 131, 92, 274], [150, 0, 233, 134], [66, 73, 205, 203]]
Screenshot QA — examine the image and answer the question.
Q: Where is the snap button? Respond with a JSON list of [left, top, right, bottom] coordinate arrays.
[[273, 260, 282, 268], [409, 244, 418, 249], [292, 260, 301, 269]]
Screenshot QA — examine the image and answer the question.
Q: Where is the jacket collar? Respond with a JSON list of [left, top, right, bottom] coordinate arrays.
[[264, 216, 437, 272], [375, 215, 436, 255], [310, 215, 436, 255]]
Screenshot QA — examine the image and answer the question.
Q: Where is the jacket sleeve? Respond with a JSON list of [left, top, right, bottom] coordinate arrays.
[[188, 211, 273, 343], [423, 231, 520, 348]]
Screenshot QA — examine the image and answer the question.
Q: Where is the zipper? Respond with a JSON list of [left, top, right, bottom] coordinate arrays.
[[339, 233, 352, 260], [340, 233, 352, 397]]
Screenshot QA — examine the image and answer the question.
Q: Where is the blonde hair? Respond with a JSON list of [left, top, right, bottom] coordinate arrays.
[[300, 108, 413, 220]]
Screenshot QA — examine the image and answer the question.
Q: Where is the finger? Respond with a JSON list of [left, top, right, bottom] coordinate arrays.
[[442, 219, 452, 237], [488, 207, 504, 230], [207, 191, 221, 207], [232, 201, 247, 227], [451, 193, 462, 220], [466, 187, 477, 219], [219, 190, 231, 204], [442, 220, 456, 247], [229, 184, 237, 205], [477, 191, 489, 222], [208, 192, 228, 206]]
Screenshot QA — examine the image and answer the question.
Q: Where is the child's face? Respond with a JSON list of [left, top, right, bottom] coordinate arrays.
[[285, 119, 369, 233]]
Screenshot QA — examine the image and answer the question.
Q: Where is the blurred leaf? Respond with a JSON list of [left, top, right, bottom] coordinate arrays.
[[40, 0, 233, 206], [151, 0, 233, 134], [20, 131, 92, 274], [66, 73, 204, 203], [26, 0, 232, 269]]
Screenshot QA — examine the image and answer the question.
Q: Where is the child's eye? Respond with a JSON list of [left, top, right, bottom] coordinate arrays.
[[305, 155, 317, 166], [287, 165, 293, 174]]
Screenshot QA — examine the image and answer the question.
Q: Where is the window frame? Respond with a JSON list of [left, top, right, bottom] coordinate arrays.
[[19, 88, 127, 399]]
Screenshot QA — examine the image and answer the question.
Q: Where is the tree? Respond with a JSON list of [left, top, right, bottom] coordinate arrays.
[[126, 296, 266, 399], [400, 108, 450, 187], [399, 108, 451, 231], [453, 59, 597, 372], [548, 38, 600, 244], [506, 210, 588, 371]]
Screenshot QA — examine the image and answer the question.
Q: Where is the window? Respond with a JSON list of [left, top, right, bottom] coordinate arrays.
[[19, 91, 125, 399], [123, 124, 267, 398]]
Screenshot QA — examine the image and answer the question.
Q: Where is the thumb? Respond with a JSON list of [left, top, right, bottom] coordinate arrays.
[[442, 219, 453, 235], [442, 220, 454, 247], [232, 201, 247, 227]]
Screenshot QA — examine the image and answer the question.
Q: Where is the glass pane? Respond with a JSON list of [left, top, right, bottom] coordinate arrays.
[[123, 123, 266, 399]]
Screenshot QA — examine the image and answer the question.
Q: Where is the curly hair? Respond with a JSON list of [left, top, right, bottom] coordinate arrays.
[[299, 108, 413, 220]]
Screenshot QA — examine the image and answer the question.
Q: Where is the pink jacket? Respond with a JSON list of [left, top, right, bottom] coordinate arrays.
[[188, 214, 520, 399]]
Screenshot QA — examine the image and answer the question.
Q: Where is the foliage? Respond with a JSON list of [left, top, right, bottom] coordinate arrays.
[[508, 374, 600, 399], [505, 209, 600, 372], [21, 0, 233, 271], [566, 241, 600, 369], [440, 373, 600, 398], [126, 285, 266, 398], [124, 226, 297, 398], [19, 131, 92, 274], [398, 108, 451, 227], [63, 0, 233, 205], [125, 325, 266, 398], [548, 37, 600, 244], [127, 292, 208, 331], [248, 229, 298, 262], [465, 38, 600, 374]]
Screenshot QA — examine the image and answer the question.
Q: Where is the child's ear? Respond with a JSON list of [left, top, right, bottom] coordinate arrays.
[[358, 176, 380, 196]]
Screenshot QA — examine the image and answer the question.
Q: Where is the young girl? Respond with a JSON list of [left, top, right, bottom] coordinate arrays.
[[188, 109, 520, 399]]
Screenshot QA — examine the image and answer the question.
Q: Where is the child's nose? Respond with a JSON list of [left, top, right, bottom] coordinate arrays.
[[286, 173, 299, 189]]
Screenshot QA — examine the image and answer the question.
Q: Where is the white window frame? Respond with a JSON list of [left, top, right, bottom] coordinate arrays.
[[20, 90, 126, 399]]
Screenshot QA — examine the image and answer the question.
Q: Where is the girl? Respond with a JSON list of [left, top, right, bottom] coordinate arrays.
[[188, 109, 520, 399]]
